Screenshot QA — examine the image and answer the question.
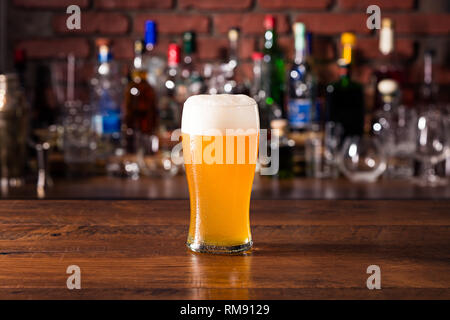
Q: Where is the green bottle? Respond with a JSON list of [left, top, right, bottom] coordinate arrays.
[[326, 32, 365, 138], [182, 31, 203, 95], [262, 15, 286, 118]]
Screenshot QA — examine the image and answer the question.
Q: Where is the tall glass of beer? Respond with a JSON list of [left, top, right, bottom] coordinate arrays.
[[182, 94, 260, 254]]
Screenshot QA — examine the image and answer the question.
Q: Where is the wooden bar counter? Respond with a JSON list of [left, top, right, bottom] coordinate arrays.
[[0, 200, 449, 299]]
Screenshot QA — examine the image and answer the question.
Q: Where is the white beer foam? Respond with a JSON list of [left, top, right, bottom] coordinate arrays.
[[182, 94, 260, 135]]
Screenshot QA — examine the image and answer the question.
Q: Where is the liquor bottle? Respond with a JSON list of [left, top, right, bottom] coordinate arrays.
[[223, 28, 245, 94], [420, 49, 438, 106], [143, 20, 166, 96], [262, 15, 286, 116], [326, 32, 365, 139], [159, 43, 183, 137], [182, 31, 203, 96], [124, 40, 158, 139], [91, 43, 123, 157], [252, 52, 272, 131], [287, 23, 317, 131], [374, 79, 417, 179], [373, 18, 404, 111]]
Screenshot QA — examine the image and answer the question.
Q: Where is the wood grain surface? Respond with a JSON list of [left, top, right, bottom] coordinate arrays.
[[0, 200, 449, 299]]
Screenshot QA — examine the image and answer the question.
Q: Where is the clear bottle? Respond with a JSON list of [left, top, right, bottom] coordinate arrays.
[[224, 27, 246, 94], [287, 23, 317, 132], [159, 43, 183, 138], [143, 20, 166, 97], [262, 15, 286, 117], [374, 79, 417, 179], [373, 18, 404, 111], [90, 43, 122, 159], [182, 31, 204, 96]]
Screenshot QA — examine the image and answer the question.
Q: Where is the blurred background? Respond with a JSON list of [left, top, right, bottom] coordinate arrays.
[[0, 0, 449, 199]]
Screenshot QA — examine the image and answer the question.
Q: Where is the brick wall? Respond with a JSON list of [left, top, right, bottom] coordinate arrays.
[[6, 0, 450, 101]]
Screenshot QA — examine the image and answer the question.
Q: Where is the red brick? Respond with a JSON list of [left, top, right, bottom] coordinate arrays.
[[214, 14, 289, 35], [259, 0, 331, 10], [437, 69, 450, 85], [338, 0, 414, 10], [278, 36, 294, 60], [356, 38, 415, 59], [195, 36, 255, 61], [13, 0, 89, 8], [315, 62, 340, 84], [352, 64, 374, 85], [134, 15, 210, 34], [383, 14, 450, 35], [16, 38, 90, 59], [239, 37, 257, 60], [49, 61, 94, 83], [53, 13, 129, 35], [314, 62, 374, 86], [180, 0, 252, 10], [112, 38, 173, 60], [296, 13, 370, 34], [110, 38, 134, 60], [95, 0, 173, 9], [197, 38, 228, 60], [241, 62, 253, 80], [311, 37, 336, 61]]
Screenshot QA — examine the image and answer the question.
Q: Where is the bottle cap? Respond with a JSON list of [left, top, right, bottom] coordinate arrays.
[[293, 22, 306, 52], [228, 28, 240, 42], [293, 22, 305, 36], [341, 32, 356, 46], [183, 31, 196, 55], [252, 52, 263, 61], [134, 40, 144, 54], [145, 20, 157, 46], [381, 18, 393, 29], [337, 58, 349, 67], [264, 15, 275, 30], [377, 79, 399, 96], [98, 44, 112, 63], [168, 43, 181, 66]]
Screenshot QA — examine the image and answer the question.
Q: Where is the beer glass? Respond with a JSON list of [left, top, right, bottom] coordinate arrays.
[[182, 94, 260, 254]]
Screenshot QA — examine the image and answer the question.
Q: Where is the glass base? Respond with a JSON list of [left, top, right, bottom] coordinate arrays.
[[412, 175, 448, 187], [187, 240, 253, 255]]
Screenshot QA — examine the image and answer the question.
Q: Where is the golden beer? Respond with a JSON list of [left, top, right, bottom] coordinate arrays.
[[182, 95, 259, 253]]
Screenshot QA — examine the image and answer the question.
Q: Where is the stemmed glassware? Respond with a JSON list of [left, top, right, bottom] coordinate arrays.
[[413, 108, 448, 187]]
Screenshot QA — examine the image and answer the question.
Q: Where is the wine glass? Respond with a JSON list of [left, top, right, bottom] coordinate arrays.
[[338, 135, 387, 183], [414, 109, 448, 187]]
